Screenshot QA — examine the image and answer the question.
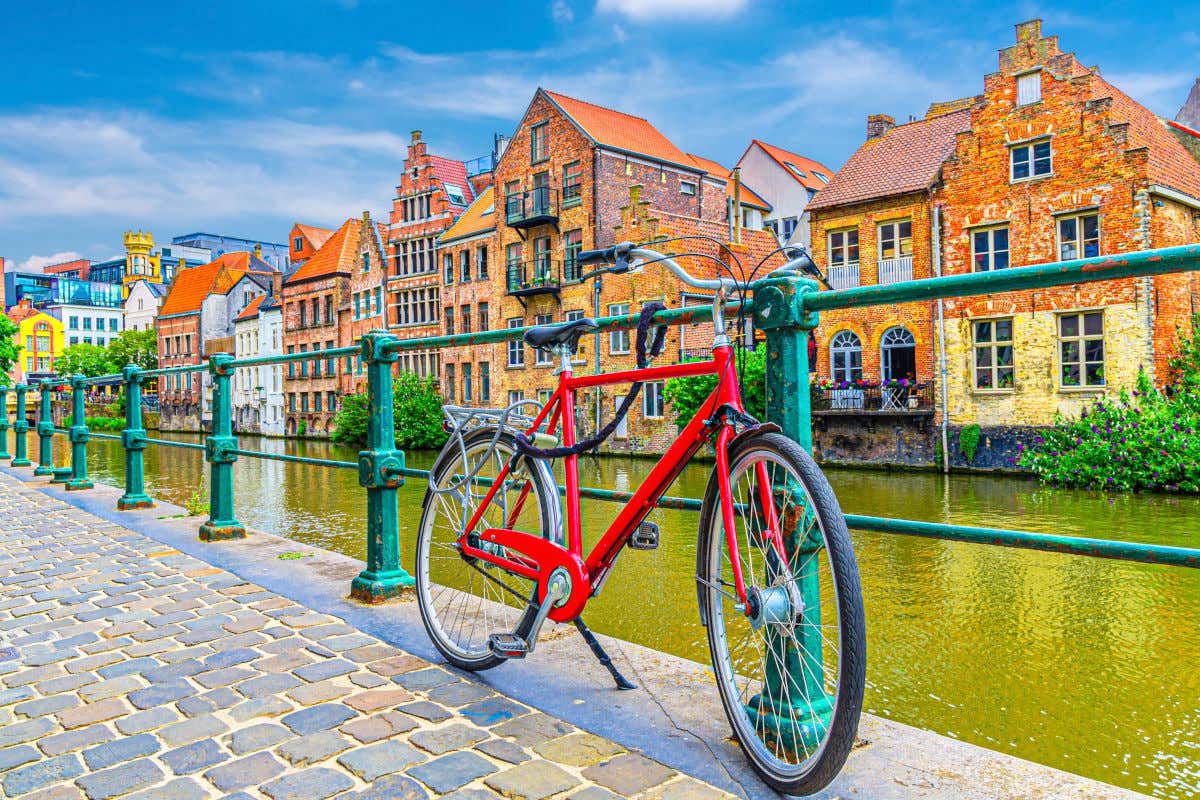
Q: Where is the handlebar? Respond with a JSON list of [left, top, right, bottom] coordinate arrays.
[[577, 240, 817, 292]]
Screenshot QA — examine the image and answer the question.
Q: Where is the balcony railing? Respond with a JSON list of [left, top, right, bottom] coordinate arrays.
[[506, 259, 561, 297], [828, 263, 861, 290], [878, 255, 914, 285], [811, 382, 934, 413], [506, 187, 558, 229]]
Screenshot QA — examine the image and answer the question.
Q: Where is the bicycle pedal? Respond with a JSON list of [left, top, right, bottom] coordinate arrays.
[[628, 521, 660, 551], [487, 633, 530, 659]]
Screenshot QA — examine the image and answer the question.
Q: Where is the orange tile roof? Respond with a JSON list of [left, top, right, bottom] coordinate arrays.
[[807, 109, 971, 211], [6, 305, 43, 323], [440, 185, 496, 243], [543, 89, 694, 169], [746, 140, 838, 192], [159, 255, 250, 317], [295, 223, 334, 251], [682, 153, 770, 211], [285, 218, 358, 285], [235, 293, 266, 322]]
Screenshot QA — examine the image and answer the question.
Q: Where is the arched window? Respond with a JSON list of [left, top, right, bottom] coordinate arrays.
[[830, 331, 862, 383], [880, 326, 916, 381]]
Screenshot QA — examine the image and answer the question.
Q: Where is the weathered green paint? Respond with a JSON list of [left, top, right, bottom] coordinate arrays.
[[0, 386, 11, 462], [50, 466, 72, 484], [65, 375, 93, 491], [350, 330, 415, 603], [199, 354, 245, 541], [33, 381, 55, 476], [117, 365, 154, 510]]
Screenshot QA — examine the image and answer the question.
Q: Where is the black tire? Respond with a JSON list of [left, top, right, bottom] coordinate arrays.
[[696, 431, 865, 795], [415, 426, 561, 672]]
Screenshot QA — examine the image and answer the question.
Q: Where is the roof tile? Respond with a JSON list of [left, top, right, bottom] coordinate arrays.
[[285, 218, 358, 285], [440, 185, 496, 243], [745, 141, 837, 192], [544, 89, 694, 168], [159, 254, 252, 317]]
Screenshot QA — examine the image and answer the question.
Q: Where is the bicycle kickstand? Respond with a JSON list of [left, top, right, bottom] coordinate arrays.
[[573, 617, 637, 691]]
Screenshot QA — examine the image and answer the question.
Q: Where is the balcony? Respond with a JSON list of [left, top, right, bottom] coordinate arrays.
[[506, 187, 558, 229], [811, 381, 934, 415], [507, 258, 561, 298], [828, 263, 861, 290], [878, 255, 914, 285]]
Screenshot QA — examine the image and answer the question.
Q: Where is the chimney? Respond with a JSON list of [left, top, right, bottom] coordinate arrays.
[[1016, 19, 1042, 43], [271, 270, 283, 298], [253, 243, 262, 260], [867, 114, 895, 140], [411, 130, 422, 144]]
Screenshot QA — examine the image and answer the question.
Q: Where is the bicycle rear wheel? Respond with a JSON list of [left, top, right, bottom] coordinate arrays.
[[415, 426, 561, 671], [697, 431, 865, 795]]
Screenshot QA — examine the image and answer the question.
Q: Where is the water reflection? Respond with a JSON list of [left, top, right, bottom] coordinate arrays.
[[24, 431, 1200, 798]]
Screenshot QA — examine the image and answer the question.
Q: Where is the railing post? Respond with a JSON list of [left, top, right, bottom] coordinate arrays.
[[12, 384, 31, 467], [200, 357, 244, 541], [751, 275, 830, 747], [66, 374, 93, 490], [350, 330, 414, 602], [34, 380, 55, 477], [117, 364, 154, 509], [0, 386, 11, 461]]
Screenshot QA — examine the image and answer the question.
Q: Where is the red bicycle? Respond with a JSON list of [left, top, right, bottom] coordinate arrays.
[[415, 242, 865, 794]]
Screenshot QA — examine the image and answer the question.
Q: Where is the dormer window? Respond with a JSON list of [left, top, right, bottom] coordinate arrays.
[[784, 162, 807, 178], [1017, 71, 1042, 106], [294, 236, 303, 252], [444, 183, 467, 205]]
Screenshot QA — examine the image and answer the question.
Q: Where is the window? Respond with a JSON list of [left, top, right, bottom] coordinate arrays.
[[326, 391, 336, 412], [480, 362, 490, 403], [974, 319, 1014, 390], [294, 236, 304, 252], [478, 302, 489, 332], [287, 346, 295, 377], [461, 304, 472, 334], [608, 303, 630, 354], [70, 336, 78, 346], [301, 393, 309, 412], [445, 307, 455, 335], [1059, 312, 1105, 387], [311, 344, 321, 376], [354, 294, 362, 319], [1011, 139, 1052, 180], [972, 227, 1010, 271], [828, 229, 859, 281], [565, 309, 588, 364], [563, 161, 583, 204], [1017, 71, 1041, 106], [507, 318, 525, 367], [830, 331, 862, 383], [508, 390, 523, 408], [534, 314, 554, 365], [444, 183, 467, 205], [476, 245, 488, 279], [300, 344, 308, 377], [445, 364, 455, 403], [1058, 213, 1100, 261], [36, 335, 50, 351], [289, 394, 296, 411], [530, 122, 548, 163], [314, 393, 323, 412], [110, 318, 118, 331], [361, 251, 370, 272], [784, 161, 807, 178], [642, 381, 665, 418], [69, 316, 78, 330], [374, 288, 382, 317], [324, 296, 333, 324], [563, 229, 583, 282], [444, 253, 454, 285], [462, 363, 472, 403], [813, 171, 830, 183], [680, 181, 697, 196], [782, 217, 798, 241], [83, 317, 92, 330], [537, 389, 553, 408], [460, 251, 471, 283], [311, 299, 319, 325], [880, 326, 917, 382], [877, 220, 913, 259], [299, 302, 307, 328]]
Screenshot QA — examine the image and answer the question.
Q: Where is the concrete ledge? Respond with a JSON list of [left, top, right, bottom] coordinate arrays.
[[4, 464, 1149, 800]]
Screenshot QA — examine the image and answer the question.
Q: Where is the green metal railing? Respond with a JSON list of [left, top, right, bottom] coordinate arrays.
[[5, 243, 1200, 589]]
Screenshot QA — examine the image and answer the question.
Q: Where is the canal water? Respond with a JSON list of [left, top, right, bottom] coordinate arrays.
[[24, 431, 1200, 798]]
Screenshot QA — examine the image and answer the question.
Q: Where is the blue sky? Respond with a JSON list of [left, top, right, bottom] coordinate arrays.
[[2, 0, 1198, 270]]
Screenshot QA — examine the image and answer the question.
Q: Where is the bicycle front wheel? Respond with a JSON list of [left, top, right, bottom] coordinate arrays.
[[697, 431, 865, 795], [415, 426, 561, 672]]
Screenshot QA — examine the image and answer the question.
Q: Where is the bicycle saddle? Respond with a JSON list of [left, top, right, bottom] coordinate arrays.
[[523, 317, 598, 352]]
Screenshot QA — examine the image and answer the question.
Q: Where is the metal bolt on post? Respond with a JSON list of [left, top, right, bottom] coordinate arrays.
[[350, 330, 415, 602], [117, 365, 154, 509], [749, 274, 832, 748], [0, 386, 11, 461], [34, 380, 56, 477], [200, 356, 244, 541], [65, 375, 93, 491], [12, 385, 31, 467]]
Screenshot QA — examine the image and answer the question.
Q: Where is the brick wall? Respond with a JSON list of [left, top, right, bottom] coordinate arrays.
[[282, 273, 346, 436], [156, 314, 203, 430]]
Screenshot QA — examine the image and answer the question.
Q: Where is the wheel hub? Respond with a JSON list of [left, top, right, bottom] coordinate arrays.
[[746, 583, 802, 631]]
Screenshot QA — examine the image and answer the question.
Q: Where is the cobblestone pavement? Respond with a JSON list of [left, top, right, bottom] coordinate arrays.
[[0, 473, 734, 800]]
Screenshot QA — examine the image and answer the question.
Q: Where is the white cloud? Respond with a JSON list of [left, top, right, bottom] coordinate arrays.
[[595, 0, 747, 21], [16, 251, 83, 271], [552, 0, 574, 24]]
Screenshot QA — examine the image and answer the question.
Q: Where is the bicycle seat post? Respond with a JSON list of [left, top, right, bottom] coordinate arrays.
[[712, 288, 730, 349]]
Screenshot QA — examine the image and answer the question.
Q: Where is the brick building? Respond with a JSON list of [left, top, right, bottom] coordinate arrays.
[[156, 253, 274, 431], [386, 131, 478, 379], [340, 216, 389, 397], [287, 224, 333, 269], [807, 19, 1200, 468]]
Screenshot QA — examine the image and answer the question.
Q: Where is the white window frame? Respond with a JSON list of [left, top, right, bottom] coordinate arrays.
[[680, 181, 697, 196], [608, 303, 630, 355], [507, 318, 525, 367], [829, 331, 862, 383], [971, 226, 1011, 272], [973, 317, 1015, 391], [1010, 139, 1052, 181], [1058, 311, 1105, 388], [1056, 213, 1101, 262], [534, 314, 554, 366], [641, 380, 665, 419]]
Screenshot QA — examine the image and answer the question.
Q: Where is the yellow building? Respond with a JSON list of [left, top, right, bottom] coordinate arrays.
[[7, 302, 65, 383]]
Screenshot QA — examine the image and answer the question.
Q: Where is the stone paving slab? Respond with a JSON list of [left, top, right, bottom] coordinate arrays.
[[0, 472, 734, 800]]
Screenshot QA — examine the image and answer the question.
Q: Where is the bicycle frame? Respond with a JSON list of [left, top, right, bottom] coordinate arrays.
[[456, 341, 786, 623]]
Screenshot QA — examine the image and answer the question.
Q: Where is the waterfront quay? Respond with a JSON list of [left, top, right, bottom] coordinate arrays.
[[0, 465, 1155, 800]]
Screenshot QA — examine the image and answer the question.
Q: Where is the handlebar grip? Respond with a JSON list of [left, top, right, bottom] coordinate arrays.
[[576, 247, 614, 266]]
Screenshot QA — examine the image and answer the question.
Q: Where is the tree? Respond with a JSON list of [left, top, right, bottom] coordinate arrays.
[[107, 328, 158, 371], [333, 372, 449, 450], [0, 315, 21, 381], [55, 343, 116, 378], [664, 346, 767, 429]]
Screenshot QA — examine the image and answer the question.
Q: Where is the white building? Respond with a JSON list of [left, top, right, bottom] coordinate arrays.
[[200, 271, 272, 423], [124, 280, 168, 332], [233, 293, 284, 436], [60, 304, 124, 348], [734, 140, 836, 249]]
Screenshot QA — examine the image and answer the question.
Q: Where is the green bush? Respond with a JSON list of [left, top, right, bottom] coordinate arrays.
[[959, 424, 981, 463], [84, 416, 124, 431], [1020, 317, 1200, 493], [664, 347, 766, 429], [333, 372, 449, 450]]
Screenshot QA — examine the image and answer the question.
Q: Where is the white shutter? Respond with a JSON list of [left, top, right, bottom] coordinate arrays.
[[1017, 72, 1041, 106]]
